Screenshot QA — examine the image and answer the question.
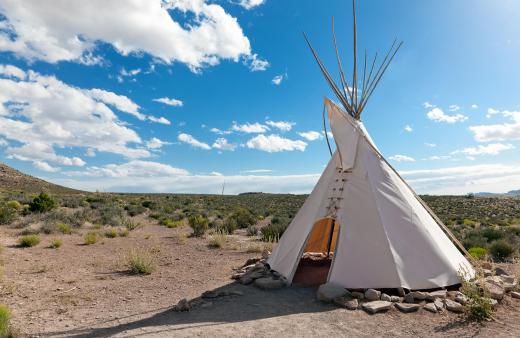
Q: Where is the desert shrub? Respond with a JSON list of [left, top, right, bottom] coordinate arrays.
[[246, 225, 259, 236], [126, 248, 155, 275], [175, 232, 187, 244], [141, 200, 154, 208], [50, 239, 63, 249], [41, 222, 57, 234], [118, 228, 129, 237], [228, 207, 256, 229], [261, 222, 287, 242], [19, 234, 40, 247], [0, 304, 12, 338], [161, 218, 183, 228], [0, 204, 17, 225], [489, 240, 514, 261], [463, 219, 477, 226], [84, 232, 98, 245], [29, 192, 56, 213], [462, 231, 488, 250], [219, 218, 238, 234], [60, 196, 84, 208], [188, 214, 209, 237], [246, 242, 264, 253], [481, 227, 503, 242], [468, 247, 487, 260], [6, 200, 21, 210], [57, 223, 72, 235], [125, 204, 146, 216], [124, 218, 140, 231], [104, 228, 117, 238], [208, 232, 227, 249], [460, 274, 493, 322]]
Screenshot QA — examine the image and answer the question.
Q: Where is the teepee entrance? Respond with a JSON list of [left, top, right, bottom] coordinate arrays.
[[293, 218, 340, 286]]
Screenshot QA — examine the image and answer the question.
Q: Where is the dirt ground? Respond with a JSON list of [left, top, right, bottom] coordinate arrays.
[[1, 223, 520, 338]]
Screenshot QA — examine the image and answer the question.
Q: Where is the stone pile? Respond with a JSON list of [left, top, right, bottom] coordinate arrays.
[[232, 259, 288, 290]]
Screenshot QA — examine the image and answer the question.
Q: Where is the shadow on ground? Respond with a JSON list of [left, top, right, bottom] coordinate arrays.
[[37, 282, 335, 337]]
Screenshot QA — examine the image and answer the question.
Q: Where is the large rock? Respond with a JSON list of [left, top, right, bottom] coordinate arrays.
[[395, 303, 420, 313], [444, 299, 463, 313], [485, 282, 505, 300], [390, 296, 401, 303], [454, 294, 468, 305], [351, 291, 364, 300], [447, 291, 463, 300], [365, 289, 381, 301], [317, 283, 348, 302], [424, 303, 437, 313], [334, 296, 358, 310], [380, 293, 392, 302], [410, 291, 427, 300], [427, 290, 447, 300], [500, 275, 516, 284], [239, 269, 267, 285], [511, 291, 520, 299], [495, 267, 510, 276], [434, 298, 444, 311], [173, 298, 190, 312], [503, 282, 516, 292], [362, 301, 392, 314], [404, 293, 415, 304], [254, 277, 285, 290]]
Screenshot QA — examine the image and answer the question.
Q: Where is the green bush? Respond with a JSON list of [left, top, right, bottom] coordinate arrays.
[[19, 234, 40, 247], [482, 227, 503, 242], [0, 204, 17, 225], [57, 223, 72, 235], [220, 218, 238, 234], [188, 214, 209, 237], [463, 219, 477, 226], [261, 222, 288, 242], [104, 228, 118, 238], [489, 240, 514, 261], [84, 232, 98, 245], [228, 207, 256, 229], [460, 278, 493, 322], [50, 239, 63, 249], [208, 233, 227, 249], [29, 192, 56, 213], [468, 247, 487, 260], [0, 304, 12, 338], [126, 248, 155, 275], [6, 200, 21, 210], [246, 225, 259, 236], [124, 219, 140, 231]]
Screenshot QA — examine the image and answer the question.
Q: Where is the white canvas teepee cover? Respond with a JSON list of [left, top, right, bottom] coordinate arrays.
[[268, 98, 474, 290]]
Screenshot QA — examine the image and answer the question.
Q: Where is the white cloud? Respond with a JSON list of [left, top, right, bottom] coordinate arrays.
[[470, 110, 520, 142], [298, 131, 323, 141], [153, 97, 183, 107], [265, 120, 294, 132], [212, 137, 237, 151], [246, 54, 269, 72], [231, 122, 269, 133], [0, 64, 25, 80], [240, 169, 273, 173], [389, 154, 416, 162], [471, 104, 478, 109], [120, 68, 141, 77], [178, 133, 211, 150], [426, 107, 468, 123], [423, 102, 435, 109], [66, 160, 188, 178], [246, 134, 307, 152], [210, 127, 232, 135], [401, 164, 520, 195], [448, 104, 460, 112], [271, 73, 287, 85], [404, 124, 413, 132], [424, 143, 437, 148], [210, 171, 223, 176], [0, 137, 7, 147], [147, 116, 171, 125], [423, 155, 451, 161], [0, 68, 152, 167], [0, 0, 253, 71], [146, 137, 171, 150], [451, 143, 515, 156], [237, 0, 266, 10], [33, 160, 60, 173], [485, 107, 500, 118]]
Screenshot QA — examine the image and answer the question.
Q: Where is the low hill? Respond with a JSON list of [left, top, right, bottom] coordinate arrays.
[[0, 162, 79, 194]]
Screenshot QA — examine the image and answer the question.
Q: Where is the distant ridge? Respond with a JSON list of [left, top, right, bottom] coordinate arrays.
[[0, 162, 80, 194], [474, 189, 520, 197]]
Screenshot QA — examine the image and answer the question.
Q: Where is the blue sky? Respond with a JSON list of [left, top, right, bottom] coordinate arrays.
[[0, 0, 519, 195]]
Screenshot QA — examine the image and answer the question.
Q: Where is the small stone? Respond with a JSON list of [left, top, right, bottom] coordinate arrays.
[[500, 275, 516, 284], [365, 289, 381, 301], [404, 293, 414, 304], [495, 267, 510, 276], [485, 282, 505, 300], [173, 298, 190, 312], [427, 290, 447, 300], [511, 291, 520, 299], [334, 296, 358, 310], [397, 288, 405, 297], [444, 299, 463, 313], [488, 299, 498, 309], [447, 291, 463, 300], [395, 303, 420, 313], [483, 269, 493, 277], [434, 298, 444, 311], [345, 298, 359, 310], [503, 282, 516, 292], [454, 294, 468, 305], [380, 293, 392, 302], [254, 277, 285, 290], [351, 291, 364, 300], [362, 301, 392, 314], [390, 296, 401, 303], [410, 291, 427, 300], [317, 283, 348, 302], [424, 303, 437, 313]]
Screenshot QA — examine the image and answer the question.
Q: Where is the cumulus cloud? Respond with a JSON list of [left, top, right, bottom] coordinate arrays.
[[265, 120, 294, 132], [389, 154, 416, 162], [426, 107, 468, 123], [404, 125, 413, 132], [470, 110, 520, 142], [212, 137, 237, 151], [298, 131, 323, 141], [451, 143, 515, 156], [448, 104, 460, 112], [246, 54, 269, 71], [246, 134, 307, 152], [178, 133, 211, 150], [153, 97, 183, 107], [33, 160, 60, 173], [0, 67, 153, 168], [240, 169, 273, 173], [471, 104, 478, 109], [66, 160, 189, 178], [423, 102, 435, 109], [237, 0, 266, 10], [210, 127, 232, 135], [231, 122, 269, 133], [146, 137, 171, 150], [423, 155, 451, 161], [486, 108, 500, 118], [0, 0, 255, 71], [0, 64, 26, 80], [271, 73, 287, 85]]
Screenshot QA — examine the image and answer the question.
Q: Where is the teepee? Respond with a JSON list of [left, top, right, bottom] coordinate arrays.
[[267, 0, 474, 290]]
